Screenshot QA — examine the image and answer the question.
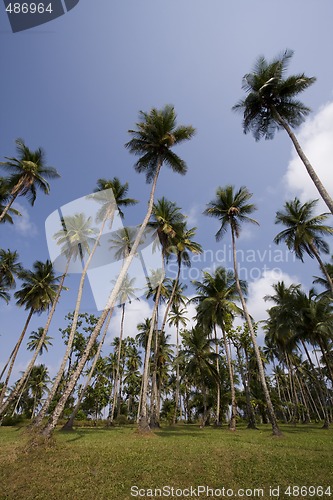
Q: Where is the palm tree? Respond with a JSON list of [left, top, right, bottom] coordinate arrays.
[[0, 178, 21, 224], [27, 328, 53, 356], [168, 304, 188, 424], [0, 260, 59, 411], [0, 249, 23, 289], [180, 327, 219, 427], [204, 185, 282, 436], [26, 364, 50, 419], [108, 274, 139, 424], [144, 198, 185, 428], [274, 198, 333, 296], [232, 49, 333, 214], [159, 224, 202, 336], [0, 249, 22, 307], [0, 138, 60, 223], [40, 106, 195, 438], [193, 267, 245, 429]]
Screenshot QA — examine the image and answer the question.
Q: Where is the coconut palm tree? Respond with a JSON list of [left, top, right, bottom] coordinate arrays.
[[144, 198, 185, 428], [274, 198, 333, 296], [108, 274, 139, 424], [193, 267, 245, 429], [0, 178, 21, 224], [40, 106, 195, 438], [204, 185, 282, 436], [232, 49, 333, 214], [180, 327, 219, 428], [0, 249, 22, 307], [168, 304, 188, 424], [30, 213, 99, 428], [0, 260, 59, 411], [27, 328, 53, 356], [0, 138, 60, 223]]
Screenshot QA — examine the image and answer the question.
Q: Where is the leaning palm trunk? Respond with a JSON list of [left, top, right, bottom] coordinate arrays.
[[231, 226, 282, 436], [62, 309, 113, 431], [273, 110, 333, 215], [0, 259, 70, 418], [41, 162, 162, 438], [0, 308, 34, 407], [32, 212, 113, 428], [0, 185, 21, 223]]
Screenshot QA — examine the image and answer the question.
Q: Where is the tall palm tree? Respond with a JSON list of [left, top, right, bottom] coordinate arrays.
[[144, 198, 185, 428], [193, 267, 245, 430], [204, 185, 282, 436], [30, 213, 99, 428], [0, 260, 59, 411], [168, 304, 188, 424], [0, 138, 60, 223], [40, 105, 195, 438], [159, 224, 202, 336], [108, 274, 139, 424], [274, 198, 333, 296], [180, 327, 219, 428], [232, 49, 333, 214]]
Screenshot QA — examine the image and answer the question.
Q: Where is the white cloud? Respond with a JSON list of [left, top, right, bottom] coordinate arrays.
[[185, 204, 201, 227], [106, 299, 153, 345], [233, 269, 300, 345], [284, 100, 333, 212], [12, 202, 38, 236]]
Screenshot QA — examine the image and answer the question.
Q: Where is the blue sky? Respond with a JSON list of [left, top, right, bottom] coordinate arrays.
[[1, 0, 333, 381]]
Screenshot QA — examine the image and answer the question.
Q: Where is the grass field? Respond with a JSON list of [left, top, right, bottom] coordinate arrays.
[[0, 423, 332, 499]]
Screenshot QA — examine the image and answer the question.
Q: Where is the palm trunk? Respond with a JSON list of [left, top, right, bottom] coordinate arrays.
[[273, 109, 333, 215], [0, 260, 70, 419], [235, 344, 257, 428], [0, 191, 19, 224], [301, 340, 330, 428], [109, 305, 125, 424], [231, 226, 282, 436], [221, 326, 236, 430], [140, 280, 163, 431], [213, 325, 221, 426], [172, 326, 180, 425], [33, 213, 116, 429], [0, 308, 34, 407], [41, 162, 162, 438], [62, 308, 113, 431]]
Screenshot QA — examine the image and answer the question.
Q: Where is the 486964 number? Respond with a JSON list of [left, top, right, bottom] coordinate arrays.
[[6, 3, 53, 14]]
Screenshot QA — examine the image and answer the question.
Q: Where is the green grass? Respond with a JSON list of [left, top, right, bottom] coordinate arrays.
[[0, 423, 332, 499]]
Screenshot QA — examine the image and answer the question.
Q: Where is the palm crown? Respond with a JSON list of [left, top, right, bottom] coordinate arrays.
[[232, 49, 316, 140], [125, 105, 196, 183], [0, 138, 60, 205], [274, 198, 333, 261], [204, 185, 258, 239]]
